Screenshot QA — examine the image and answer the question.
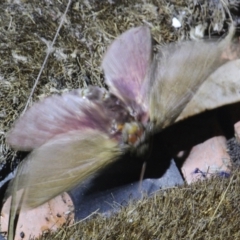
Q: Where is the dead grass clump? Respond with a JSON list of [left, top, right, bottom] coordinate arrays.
[[38, 167, 240, 239]]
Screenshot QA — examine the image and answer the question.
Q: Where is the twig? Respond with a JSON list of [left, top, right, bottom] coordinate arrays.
[[22, 0, 72, 114], [209, 175, 234, 225]]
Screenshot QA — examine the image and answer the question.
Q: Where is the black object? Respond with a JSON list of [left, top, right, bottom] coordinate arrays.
[[69, 159, 184, 220]]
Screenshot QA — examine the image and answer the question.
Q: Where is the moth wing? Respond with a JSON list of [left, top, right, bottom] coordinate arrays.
[[149, 26, 235, 129], [102, 26, 152, 115], [6, 89, 111, 151], [6, 129, 120, 209], [177, 59, 240, 121]]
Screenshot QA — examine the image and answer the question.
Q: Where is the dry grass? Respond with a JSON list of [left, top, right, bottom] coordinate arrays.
[[39, 167, 240, 239]]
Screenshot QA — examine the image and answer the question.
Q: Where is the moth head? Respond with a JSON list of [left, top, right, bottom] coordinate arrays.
[[121, 122, 145, 146]]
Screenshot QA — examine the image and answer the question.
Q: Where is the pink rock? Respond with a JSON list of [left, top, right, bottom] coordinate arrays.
[[234, 121, 240, 143], [0, 191, 74, 239], [181, 136, 231, 184]]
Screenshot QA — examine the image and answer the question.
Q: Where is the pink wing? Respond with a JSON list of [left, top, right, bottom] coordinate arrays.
[[5, 129, 120, 208], [148, 25, 235, 129], [101, 26, 152, 120], [6, 88, 113, 151]]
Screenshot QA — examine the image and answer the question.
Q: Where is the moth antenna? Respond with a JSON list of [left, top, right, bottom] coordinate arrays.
[[220, 23, 235, 47], [7, 173, 25, 240]]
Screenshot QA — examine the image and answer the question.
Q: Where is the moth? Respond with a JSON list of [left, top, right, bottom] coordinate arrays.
[[5, 25, 235, 210]]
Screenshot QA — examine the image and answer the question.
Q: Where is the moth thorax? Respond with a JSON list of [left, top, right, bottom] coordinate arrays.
[[122, 122, 145, 146]]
